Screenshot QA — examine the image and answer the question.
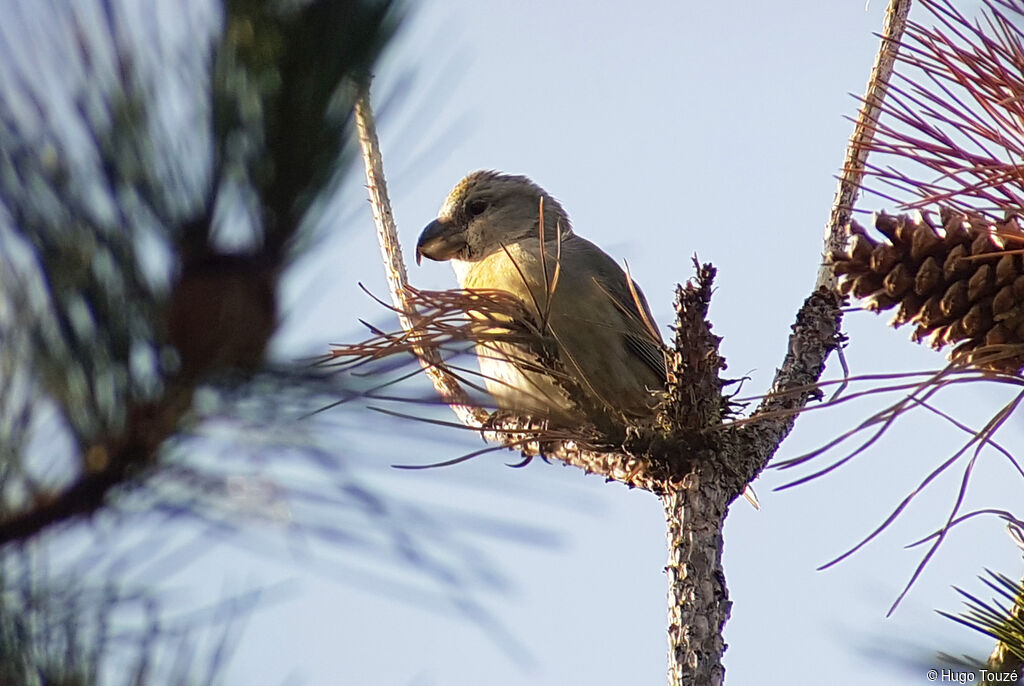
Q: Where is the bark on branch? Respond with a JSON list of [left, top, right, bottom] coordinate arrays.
[[353, 2, 908, 682]]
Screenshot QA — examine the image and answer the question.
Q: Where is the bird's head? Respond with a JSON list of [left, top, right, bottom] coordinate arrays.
[[416, 170, 573, 265]]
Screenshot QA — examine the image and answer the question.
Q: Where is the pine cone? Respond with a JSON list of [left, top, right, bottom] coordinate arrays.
[[166, 254, 276, 379], [830, 209, 1024, 373]]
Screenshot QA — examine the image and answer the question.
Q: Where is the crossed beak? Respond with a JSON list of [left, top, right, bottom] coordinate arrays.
[[415, 219, 467, 265]]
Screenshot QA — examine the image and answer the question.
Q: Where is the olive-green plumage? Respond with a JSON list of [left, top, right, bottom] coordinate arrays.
[[416, 170, 665, 420]]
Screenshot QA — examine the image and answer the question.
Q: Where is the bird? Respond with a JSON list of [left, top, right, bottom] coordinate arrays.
[[415, 170, 666, 423]]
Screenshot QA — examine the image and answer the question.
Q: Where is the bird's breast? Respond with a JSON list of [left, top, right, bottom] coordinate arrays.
[[458, 242, 545, 303]]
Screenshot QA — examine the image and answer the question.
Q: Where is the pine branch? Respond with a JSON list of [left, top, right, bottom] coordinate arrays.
[[345, 4, 913, 685], [939, 567, 1024, 682], [819, 0, 914, 289], [816, 0, 1024, 623], [0, 0, 395, 544]]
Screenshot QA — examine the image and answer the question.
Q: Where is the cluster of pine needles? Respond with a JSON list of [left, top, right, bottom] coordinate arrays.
[[324, 284, 560, 402], [802, 0, 1024, 661], [322, 284, 623, 466]]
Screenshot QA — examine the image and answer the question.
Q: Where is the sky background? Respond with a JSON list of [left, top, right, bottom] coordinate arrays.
[[6, 1, 1024, 685], [255, 1, 1023, 684], [244, 1, 1021, 684]]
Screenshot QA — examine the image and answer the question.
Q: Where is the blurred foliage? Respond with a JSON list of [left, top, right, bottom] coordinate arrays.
[[0, 0, 540, 683], [940, 568, 1024, 678], [0, 545, 255, 686]]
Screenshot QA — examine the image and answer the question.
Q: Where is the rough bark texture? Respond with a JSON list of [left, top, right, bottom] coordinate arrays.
[[662, 284, 842, 685], [664, 483, 730, 686], [355, 80, 846, 684], [661, 267, 730, 685], [738, 288, 846, 455], [353, 0, 904, 678], [354, 87, 491, 428], [818, 0, 911, 288]]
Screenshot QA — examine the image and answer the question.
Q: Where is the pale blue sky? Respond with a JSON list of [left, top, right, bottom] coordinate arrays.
[[245, 2, 1024, 684]]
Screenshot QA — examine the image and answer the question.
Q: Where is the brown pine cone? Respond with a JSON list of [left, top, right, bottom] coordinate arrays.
[[831, 209, 1024, 374], [166, 254, 276, 380]]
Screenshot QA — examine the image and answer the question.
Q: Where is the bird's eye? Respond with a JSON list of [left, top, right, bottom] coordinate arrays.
[[467, 199, 488, 216]]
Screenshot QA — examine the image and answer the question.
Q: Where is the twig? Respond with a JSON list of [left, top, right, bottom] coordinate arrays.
[[353, 82, 489, 428], [752, 0, 911, 457], [351, 4, 908, 681], [660, 2, 909, 681], [818, 0, 913, 289]]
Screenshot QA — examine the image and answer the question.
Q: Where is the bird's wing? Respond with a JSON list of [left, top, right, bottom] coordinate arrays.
[[462, 235, 666, 415], [555, 236, 666, 384]]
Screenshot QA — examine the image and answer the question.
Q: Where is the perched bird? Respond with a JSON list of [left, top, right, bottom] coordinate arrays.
[[416, 170, 665, 422]]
